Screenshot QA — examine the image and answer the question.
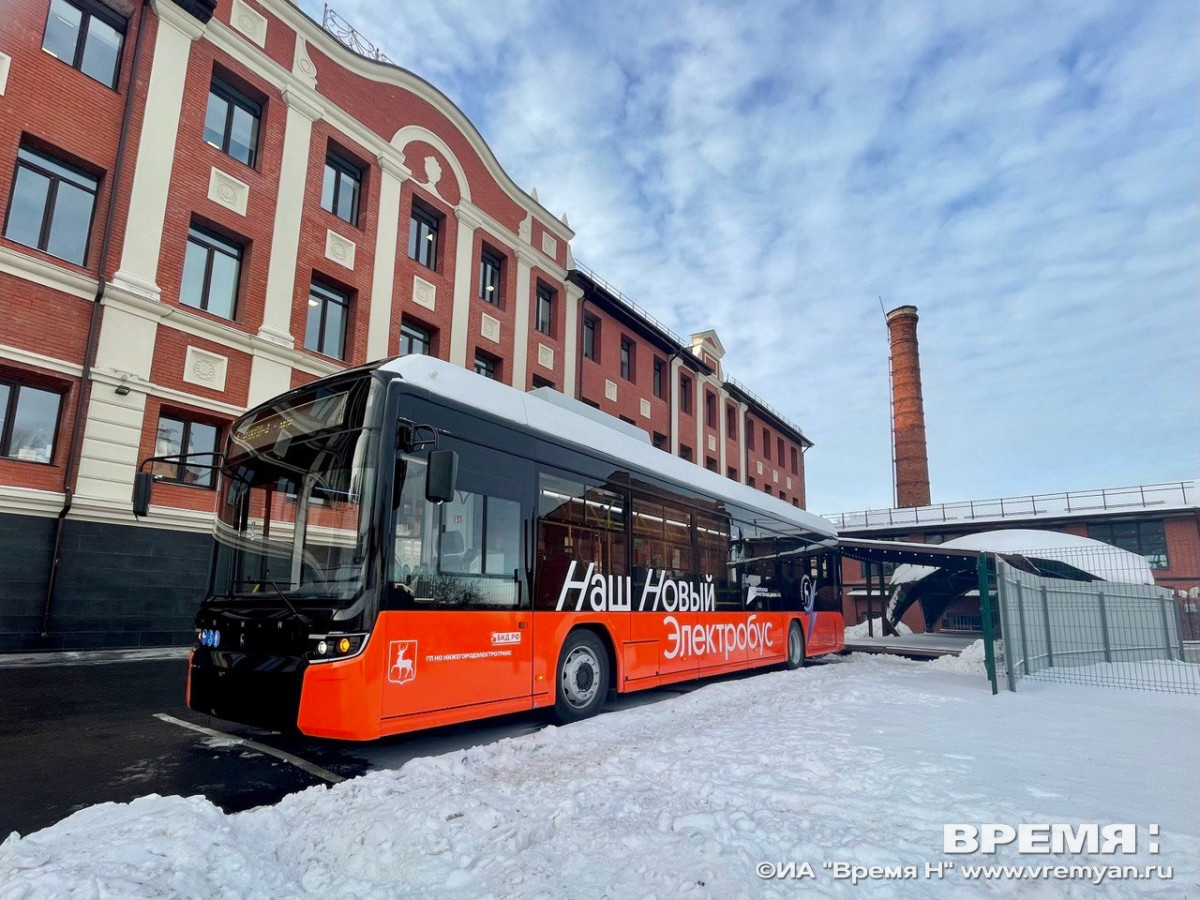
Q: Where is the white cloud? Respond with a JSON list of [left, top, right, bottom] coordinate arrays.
[[306, 0, 1198, 512]]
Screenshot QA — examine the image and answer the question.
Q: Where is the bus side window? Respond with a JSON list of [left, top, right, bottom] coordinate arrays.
[[536, 472, 627, 610], [440, 492, 520, 579], [696, 510, 741, 611], [389, 454, 524, 610]]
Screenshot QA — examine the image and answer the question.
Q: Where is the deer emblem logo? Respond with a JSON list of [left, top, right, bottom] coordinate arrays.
[[388, 640, 417, 685]]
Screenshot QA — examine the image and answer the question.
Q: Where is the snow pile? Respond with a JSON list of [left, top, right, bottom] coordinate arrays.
[[927, 639, 988, 673], [2, 655, 1195, 898], [844, 616, 912, 639]]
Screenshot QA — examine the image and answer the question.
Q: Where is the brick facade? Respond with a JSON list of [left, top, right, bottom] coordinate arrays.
[[0, 0, 813, 650]]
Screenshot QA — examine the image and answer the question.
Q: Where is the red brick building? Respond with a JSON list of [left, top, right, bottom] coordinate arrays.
[[0, 0, 812, 650]]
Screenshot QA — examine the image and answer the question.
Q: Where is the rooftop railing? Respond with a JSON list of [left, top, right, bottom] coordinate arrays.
[[571, 260, 807, 440], [571, 259, 686, 347], [322, 4, 395, 65], [828, 481, 1198, 530], [724, 377, 807, 441]]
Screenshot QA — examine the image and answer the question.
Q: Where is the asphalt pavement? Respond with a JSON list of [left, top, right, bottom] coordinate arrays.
[[0, 653, 698, 838]]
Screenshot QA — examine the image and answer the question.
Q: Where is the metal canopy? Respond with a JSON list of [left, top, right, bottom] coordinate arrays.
[[733, 536, 982, 571], [831, 537, 982, 571]]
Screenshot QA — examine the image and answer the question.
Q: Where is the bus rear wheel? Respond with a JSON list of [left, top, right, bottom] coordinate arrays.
[[554, 630, 609, 724], [785, 620, 806, 670]]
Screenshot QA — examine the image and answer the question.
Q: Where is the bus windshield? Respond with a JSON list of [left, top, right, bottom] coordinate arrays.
[[211, 377, 378, 605]]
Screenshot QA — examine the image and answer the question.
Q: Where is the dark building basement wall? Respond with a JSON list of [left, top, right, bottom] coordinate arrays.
[[0, 513, 212, 653]]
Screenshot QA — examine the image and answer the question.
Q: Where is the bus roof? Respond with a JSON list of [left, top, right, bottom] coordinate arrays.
[[379, 356, 837, 540]]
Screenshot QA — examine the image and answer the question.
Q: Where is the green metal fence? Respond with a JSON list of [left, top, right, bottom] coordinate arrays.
[[992, 556, 1199, 694]]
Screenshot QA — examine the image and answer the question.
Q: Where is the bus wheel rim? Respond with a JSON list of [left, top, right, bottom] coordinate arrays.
[[789, 627, 801, 663], [562, 646, 599, 707]]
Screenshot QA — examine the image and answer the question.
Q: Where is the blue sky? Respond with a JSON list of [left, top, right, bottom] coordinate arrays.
[[301, 0, 1199, 513]]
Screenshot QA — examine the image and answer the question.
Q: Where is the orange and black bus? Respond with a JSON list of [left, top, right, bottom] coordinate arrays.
[[136, 356, 844, 740]]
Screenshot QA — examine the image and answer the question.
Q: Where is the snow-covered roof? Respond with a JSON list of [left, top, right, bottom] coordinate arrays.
[[380, 356, 836, 539], [890, 529, 1156, 586]]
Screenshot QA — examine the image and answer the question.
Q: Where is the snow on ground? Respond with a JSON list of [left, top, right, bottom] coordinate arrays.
[[926, 639, 988, 674], [844, 616, 913, 639], [2, 655, 1196, 899]]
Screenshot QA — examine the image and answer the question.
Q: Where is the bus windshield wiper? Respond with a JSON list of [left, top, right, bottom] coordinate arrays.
[[229, 579, 313, 627], [267, 579, 312, 628]]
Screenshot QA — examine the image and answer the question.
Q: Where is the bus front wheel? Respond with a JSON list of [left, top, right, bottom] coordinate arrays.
[[554, 630, 609, 723], [785, 620, 806, 670]]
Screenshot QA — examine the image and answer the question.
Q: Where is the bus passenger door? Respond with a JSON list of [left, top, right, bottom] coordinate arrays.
[[380, 447, 535, 722]]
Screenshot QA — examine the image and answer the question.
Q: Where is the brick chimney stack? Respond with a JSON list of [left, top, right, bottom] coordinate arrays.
[[886, 305, 931, 508]]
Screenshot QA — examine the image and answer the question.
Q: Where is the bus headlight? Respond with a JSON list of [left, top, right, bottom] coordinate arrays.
[[306, 633, 365, 661]]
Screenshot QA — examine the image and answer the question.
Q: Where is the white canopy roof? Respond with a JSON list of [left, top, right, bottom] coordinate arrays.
[[890, 529, 1155, 586]]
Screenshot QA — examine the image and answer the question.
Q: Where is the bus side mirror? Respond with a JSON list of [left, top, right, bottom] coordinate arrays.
[[425, 449, 458, 504], [132, 471, 154, 517]]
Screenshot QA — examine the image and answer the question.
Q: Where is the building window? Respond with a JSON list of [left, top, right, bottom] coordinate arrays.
[[860, 561, 896, 579], [705, 392, 716, 428], [203, 78, 261, 167], [705, 457, 718, 472], [5, 145, 99, 266], [727, 467, 737, 480], [42, 0, 125, 88], [763, 428, 771, 460], [400, 321, 432, 356], [152, 415, 220, 488], [479, 249, 502, 305], [1087, 521, 1169, 570], [305, 281, 349, 359], [321, 153, 361, 225], [531, 375, 555, 391], [679, 375, 692, 413], [474, 352, 498, 380], [653, 358, 664, 399], [582, 316, 598, 361], [726, 405, 737, 439], [652, 432, 667, 450], [790, 446, 799, 475], [180, 225, 241, 319], [408, 201, 439, 269], [746, 419, 755, 451], [747, 476, 756, 488], [183, 227, 251, 320], [680, 445, 693, 462], [0, 379, 62, 464], [777, 437, 784, 464], [536, 284, 554, 335], [620, 338, 634, 381]]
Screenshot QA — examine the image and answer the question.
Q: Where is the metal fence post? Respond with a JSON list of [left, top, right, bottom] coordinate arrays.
[[1159, 598, 1175, 662], [1177, 600, 1187, 662], [1040, 585, 1054, 668], [1015, 580, 1031, 675], [866, 563, 875, 637], [1096, 590, 1112, 663], [978, 553, 998, 694]]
